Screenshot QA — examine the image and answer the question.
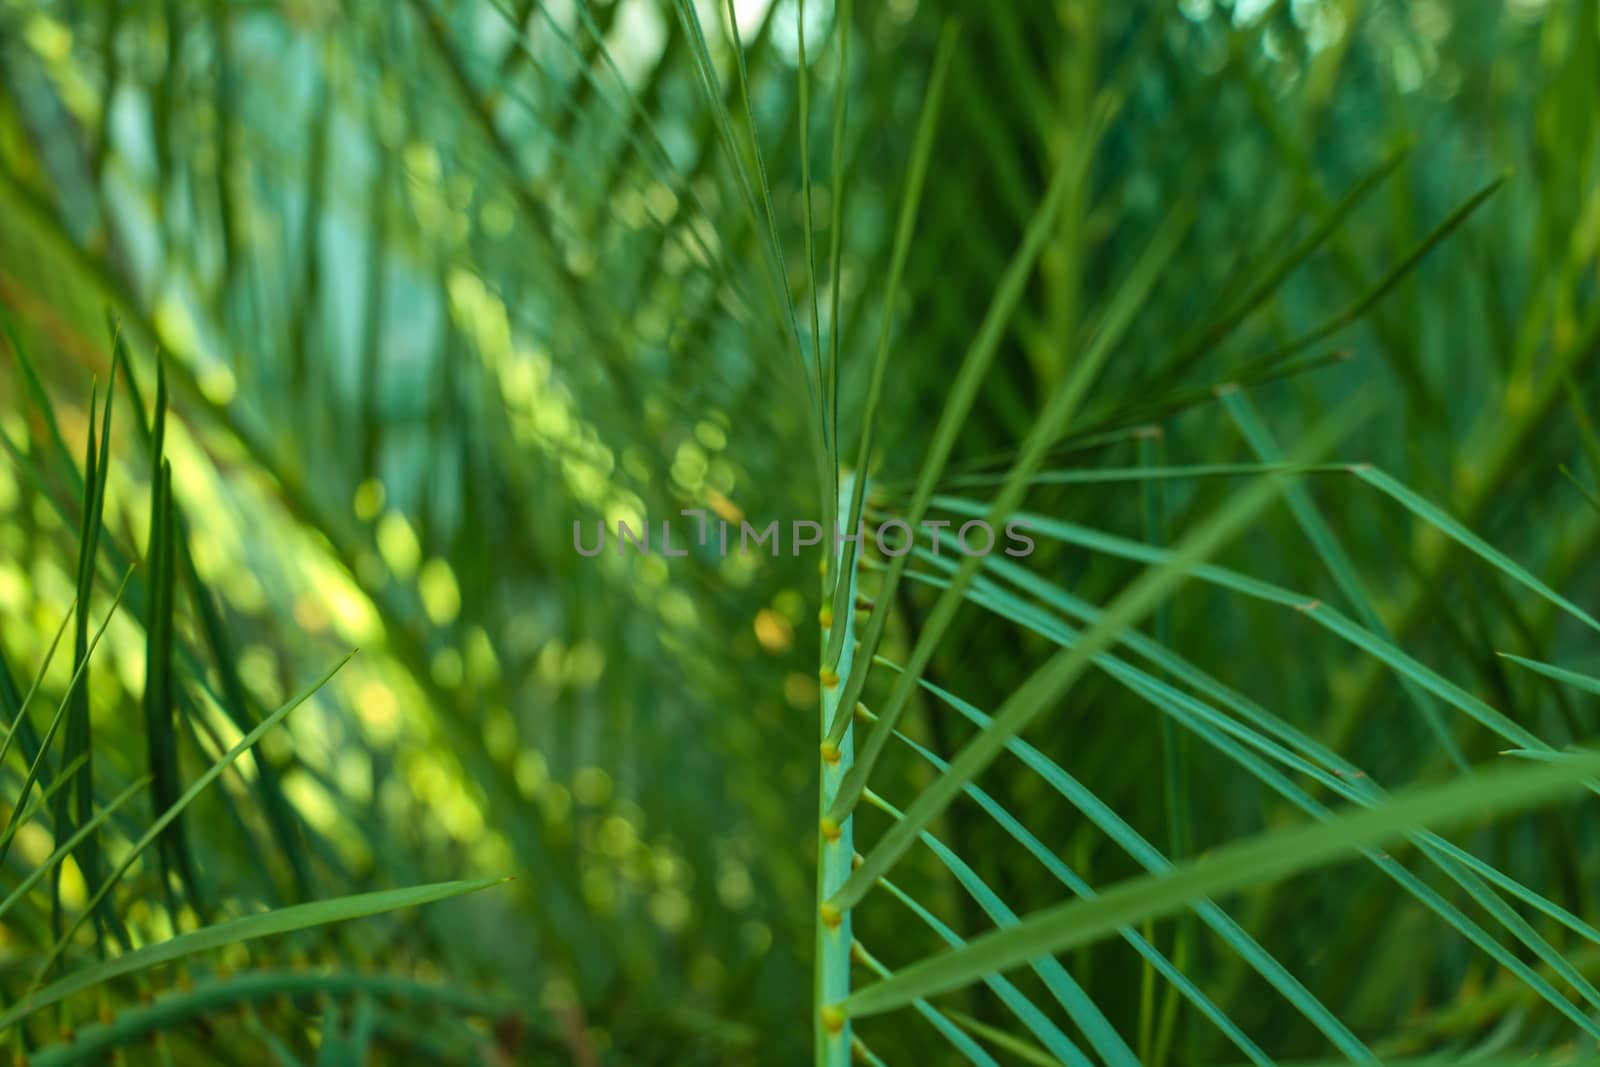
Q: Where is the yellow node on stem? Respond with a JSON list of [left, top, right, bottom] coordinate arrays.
[[820, 902, 843, 929], [820, 740, 841, 765], [819, 667, 840, 688], [821, 1005, 846, 1034], [820, 816, 842, 843]]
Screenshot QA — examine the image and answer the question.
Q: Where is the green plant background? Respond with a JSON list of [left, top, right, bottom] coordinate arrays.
[[3, 0, 1600, 1064]]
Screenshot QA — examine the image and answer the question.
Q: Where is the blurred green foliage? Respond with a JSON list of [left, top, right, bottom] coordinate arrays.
[[3, 0, 1600, 1063]]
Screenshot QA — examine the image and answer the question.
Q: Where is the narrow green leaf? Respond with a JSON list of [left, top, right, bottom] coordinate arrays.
[[832, 398, 1364, 907], [909, 560, 1600, 1034], [1499, 652, 1600, 698], [939, 1010, 1066, 1067], [920, 545, 1600, 960], [829, 202, 1191, 822], [839, 752, 1600, 1019], [1, 309, 73, 471], [28, 967, 520, 1067], [849, 940, 1002, 1067], [875, 875, 1094, 1067], [0, 776, 148, 921], [795, 0, 824, 421], [0, 878, 506, 1031], [1353, 465, 1600, 634], [864, 790, 1137, 1067], [0, 597, 76, 779], [1, 568, 135, 869], [881, 652, 1370, 1058], [122, 350, 311, 899], [1157, 141, 1412, 382], [867, 702, 1273, 1067], [33, 651, 357, 983], [926, 461, 1345, 492], [825, 23, 957, 670], [1241, 174, 1506, 374], [824, 0, 853, 500], [824, 91, 1112, 746], [1222, 390, 1464, 767], [925, 495, 1550, 756], [0, 753, 89, 859]]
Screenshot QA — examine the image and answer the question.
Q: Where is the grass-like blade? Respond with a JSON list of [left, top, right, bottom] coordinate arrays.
[[27, 967, 520, 1066], [832, 397, 1364, 908], [0, 776, 148, 921], [1239, 174, 1506, 375], [823, 93, 1112, 745], [0, 568, 135, 869], [839, 751, 1600, 1019], [0, 309, 73, 475], [0, 753, 89, 859], [866, 701, 1273, 1067], [875, 875, 1095, 1067], [0, 625, 43, 769], [32, 651, 357, 983], [848, 940, 1001, 1067], [1499, 652, 1600, 698], [0, 598, 75, 779], [1222, 390, 1464, 767], [1352, 465, 1600, 634], [120, 350, 312, 900], [0, 878, 506, 1031], [907, 560, 1600, 1034], [828, 203, 1189, 820], [824, 0, 852, 499], [863, 789, 1138, 1067], [824, 23, 956, 670], [55, 357, 121, 950], [1156, 140, 1412, 382], [877, 656, 1371, 1058], [924, 496, 1550, 755]]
